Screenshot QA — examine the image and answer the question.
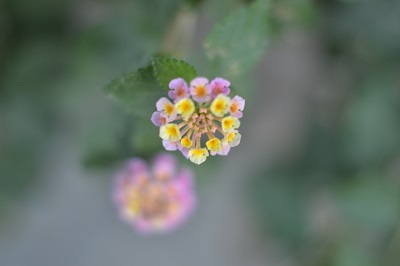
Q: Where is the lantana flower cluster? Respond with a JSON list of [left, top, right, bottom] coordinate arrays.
[[152, 77, 245, 165], [113, 154, 195, 233]]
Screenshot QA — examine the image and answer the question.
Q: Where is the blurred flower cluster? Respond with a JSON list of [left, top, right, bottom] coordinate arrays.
[[113, 154, 195, 233]]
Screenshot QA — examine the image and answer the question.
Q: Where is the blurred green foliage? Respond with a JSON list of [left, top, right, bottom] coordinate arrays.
[[204, 0, 270, 81], [1, 0, 400, 264], [246, 0, 400, 264], [105, 65, 164, 116], [0, 0, 185, 208]]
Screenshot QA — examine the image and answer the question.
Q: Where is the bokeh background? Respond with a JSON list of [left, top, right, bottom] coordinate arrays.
[[1, 0, 400, 265]]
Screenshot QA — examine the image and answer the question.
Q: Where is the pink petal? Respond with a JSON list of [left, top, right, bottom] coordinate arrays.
[[191, 94, 211, 103], [126, 158, 149, 175], [153, 153, 176, 180], [231, 110, 243, 118], [210, 77, 231, 98], [190, 77, 209, 87], [232, 95, 245, 110], [175, 169, 194, 188], [178, 144, 190, 159], [217, 145, 231, 155], [151, 111, 164, 126], [169, 78, 187, 90]]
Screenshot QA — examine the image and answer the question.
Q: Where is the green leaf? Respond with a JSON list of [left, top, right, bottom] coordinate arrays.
[[104, 65, 163, 118], [152, 56, 197, 89], [204, 0, 270, 79]]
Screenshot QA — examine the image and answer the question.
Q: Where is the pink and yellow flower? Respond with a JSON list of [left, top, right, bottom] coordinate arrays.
[[152, 77, 245, 165], [190, 77, 211, 103], [113, 154, 196, 234]]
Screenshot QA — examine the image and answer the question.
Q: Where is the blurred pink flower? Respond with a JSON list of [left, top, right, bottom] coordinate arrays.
[[113, 154, 196, 234]]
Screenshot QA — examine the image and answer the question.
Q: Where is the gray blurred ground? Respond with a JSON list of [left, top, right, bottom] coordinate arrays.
[[0, 31, 322, 266]]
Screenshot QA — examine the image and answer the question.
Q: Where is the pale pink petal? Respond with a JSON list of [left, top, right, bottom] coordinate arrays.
[[217, 145, 231, 155], [232, 95, 245, 110], [134, 218, 153, 234], [151, 111, 165, 126], [232, 110, 243, 118], [113, 172, 128, 204], [190, 77, 209, 87], [175, 169, 194, 189], [162, 140, 178, 151], [156, 97, 169, 111]]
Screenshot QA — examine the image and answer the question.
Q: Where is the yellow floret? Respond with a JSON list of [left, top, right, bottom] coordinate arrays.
[[175, 98, 195, 117], [188, 148, 209, 165], [221, 116, 240, 132], [181, 137, 193, 149], [206, 138, 222, 152], [160, 124, 181, 142], [210, 94, 231, 117]]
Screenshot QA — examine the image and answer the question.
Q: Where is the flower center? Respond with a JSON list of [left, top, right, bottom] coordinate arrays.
[[165, 103, 174, 115], [175, 103, 226, 150], [230, 102, 238, 113], [214, 87, 222, 94], [195, 86, 206, 97], [141, 187, 168, 220], [176, 88, 185, 97]]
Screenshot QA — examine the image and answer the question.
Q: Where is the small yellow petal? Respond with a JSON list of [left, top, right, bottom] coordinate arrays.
[[221, 116, 240, 132], [227, 132, 236, 142], [181, 137, 193, 149], [165, 103, 175, 116], [188, 148, 209, 165], [227, 132, 241, 147], [210, 94, 231, 117], [160, 124, 181, 142], [175, 98, 195, 117], [206, 138, 222, 152]]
